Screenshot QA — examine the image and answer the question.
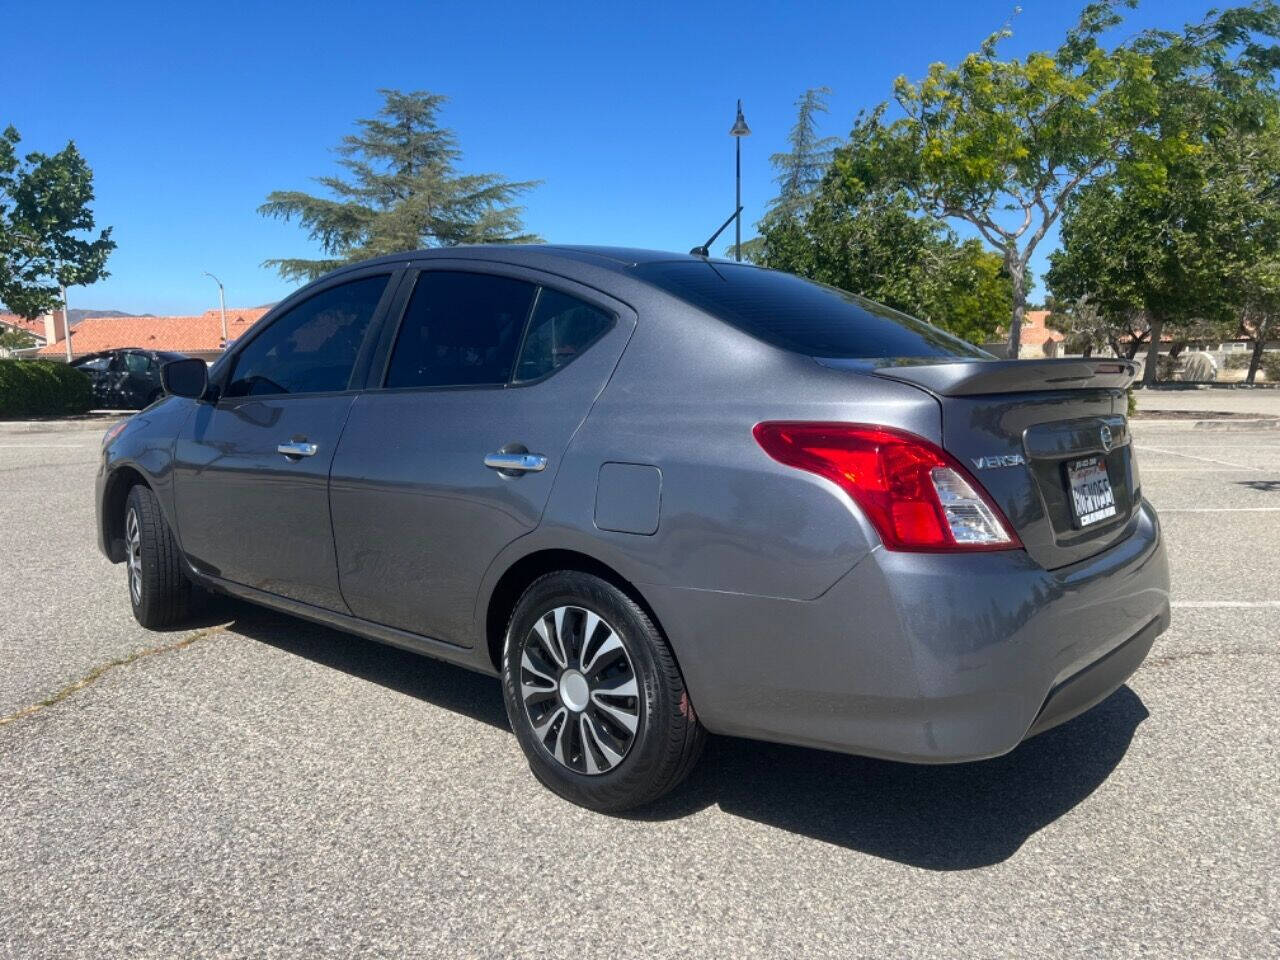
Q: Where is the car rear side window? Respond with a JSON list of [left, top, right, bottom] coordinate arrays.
[[225, 275, 387, 397], [384, 271, 537, 388], [632, 261, 990, 360], [514, 288, 613, 383]]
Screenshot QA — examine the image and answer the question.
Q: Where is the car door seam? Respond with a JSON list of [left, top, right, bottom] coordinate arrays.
[[327, 394, 363, 616]]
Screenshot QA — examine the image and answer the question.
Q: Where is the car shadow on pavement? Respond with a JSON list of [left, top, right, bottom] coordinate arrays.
[[639, 686, 1149, 870], [219, 603, 511, 732], [219, 601, 1147, 871]]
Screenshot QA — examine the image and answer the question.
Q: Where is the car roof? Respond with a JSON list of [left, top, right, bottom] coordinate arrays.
[[331, 244, 733, 277]]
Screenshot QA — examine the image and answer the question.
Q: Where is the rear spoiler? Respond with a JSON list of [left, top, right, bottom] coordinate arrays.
[[816, 357, 1138, 396]]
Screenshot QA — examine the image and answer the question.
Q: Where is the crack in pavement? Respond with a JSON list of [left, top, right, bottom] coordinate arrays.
[[0, 625, 228, 729]]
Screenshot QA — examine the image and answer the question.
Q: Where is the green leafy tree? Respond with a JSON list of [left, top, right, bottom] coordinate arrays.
[[0, 126, 114, 318], [838, 2, 1144, 357], [1048, 12, 1280, 383], [1220, 128, 1280, 383], [757, 174, 1010, 345], [1044, 294, 1148, 358], [831, 1, 1280, 359], [260, 90, 541, 282]]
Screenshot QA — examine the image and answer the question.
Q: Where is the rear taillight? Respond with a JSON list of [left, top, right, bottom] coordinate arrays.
[[753, 422, 1022, 552]]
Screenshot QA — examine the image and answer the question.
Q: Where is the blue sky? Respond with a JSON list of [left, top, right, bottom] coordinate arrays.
[[7, 0, 1214, 315]]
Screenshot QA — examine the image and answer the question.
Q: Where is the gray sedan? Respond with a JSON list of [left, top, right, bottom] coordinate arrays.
[[95, 246, 1170, 811]]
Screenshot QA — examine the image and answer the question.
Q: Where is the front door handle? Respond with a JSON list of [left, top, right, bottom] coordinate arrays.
[[484, 452, 548, 474], [278, 440, 319, 459]]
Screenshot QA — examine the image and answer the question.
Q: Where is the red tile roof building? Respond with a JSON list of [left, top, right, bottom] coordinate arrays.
[[1019, 310, 1065, 350], [37, 308, 271, 360], [0, 313, 48, 344], [991, 309, 1066, 358]]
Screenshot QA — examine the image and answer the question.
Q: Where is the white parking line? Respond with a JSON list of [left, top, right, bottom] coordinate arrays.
[[1134, 444, 1262, 471], [1159, 507, 1280, 513], [1172, 600, 1280, 608]]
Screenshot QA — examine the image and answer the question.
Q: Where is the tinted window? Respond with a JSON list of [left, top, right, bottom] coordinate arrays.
[[514, 289, 613, 382], [123, 352, 150, 374], [632, 261, 990, 360], [384, 271, 536, 388], [225, 276, 387, 397], [77, 356, 111, 372]]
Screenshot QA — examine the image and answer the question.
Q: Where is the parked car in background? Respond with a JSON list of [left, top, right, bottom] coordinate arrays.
[[72, 348, 192, 409], [95, 246, 1170, 812]]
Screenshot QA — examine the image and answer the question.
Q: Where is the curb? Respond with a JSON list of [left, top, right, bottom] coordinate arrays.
[[1192, 418, 1280, 431], [1130, 418, 1280, 429]]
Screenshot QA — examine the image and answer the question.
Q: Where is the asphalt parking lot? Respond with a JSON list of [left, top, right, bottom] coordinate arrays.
[[2, 398, 1278, 959]]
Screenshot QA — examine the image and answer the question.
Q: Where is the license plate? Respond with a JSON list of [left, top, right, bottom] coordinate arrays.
[[1066, 456, 1117, 527]]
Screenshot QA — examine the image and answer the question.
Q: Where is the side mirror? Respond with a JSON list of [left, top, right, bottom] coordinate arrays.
[[161, 358, 209, 400]]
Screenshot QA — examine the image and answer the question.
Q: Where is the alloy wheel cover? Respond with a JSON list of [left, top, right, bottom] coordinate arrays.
[[518, 605, 640, 775]]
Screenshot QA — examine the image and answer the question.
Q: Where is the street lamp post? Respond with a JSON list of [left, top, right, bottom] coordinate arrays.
[[61, 284, 73, 363], [202, 272, 228, 347], [729, 99, 751, 261]]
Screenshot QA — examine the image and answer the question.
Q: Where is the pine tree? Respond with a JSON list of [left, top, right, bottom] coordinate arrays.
[[736, 87, 839, 261], [768, 87, 840, 222], [260, 90, 541, 281]]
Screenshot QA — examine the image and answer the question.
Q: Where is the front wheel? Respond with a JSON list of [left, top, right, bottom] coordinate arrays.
[[124, 484, 193, 629], [501, 571, 704, 812]]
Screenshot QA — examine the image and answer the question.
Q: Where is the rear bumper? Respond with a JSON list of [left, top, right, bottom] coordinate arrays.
[[1024, 611, 1163, 740], [645, 499, 1170, 763]]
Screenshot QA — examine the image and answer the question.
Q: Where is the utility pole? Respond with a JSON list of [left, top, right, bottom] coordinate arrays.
[[62, 285, 73, 363], [730, 100, 751, 262], [202, 272, 228, 347]]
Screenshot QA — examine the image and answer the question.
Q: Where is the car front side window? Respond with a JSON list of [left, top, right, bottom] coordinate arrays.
[[224, 275, 388, 398]]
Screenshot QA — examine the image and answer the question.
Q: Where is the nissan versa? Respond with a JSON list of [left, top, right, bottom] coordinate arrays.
[[96, 246, 1171, 811]]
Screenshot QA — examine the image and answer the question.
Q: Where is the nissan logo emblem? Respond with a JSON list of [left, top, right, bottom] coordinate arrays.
[[1100, 424, 1114, 453]]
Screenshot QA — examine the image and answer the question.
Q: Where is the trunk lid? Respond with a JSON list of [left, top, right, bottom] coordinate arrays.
[[819, 358, 1142, 570]]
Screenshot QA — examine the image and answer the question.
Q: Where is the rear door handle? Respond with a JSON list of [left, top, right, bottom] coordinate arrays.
[[484, 452, 548, 474], [278, 441, 319, 458]]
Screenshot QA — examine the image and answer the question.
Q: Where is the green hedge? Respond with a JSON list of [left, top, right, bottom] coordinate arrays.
[[0, 359, 93, 417], [1223, 350, 1280, 379]]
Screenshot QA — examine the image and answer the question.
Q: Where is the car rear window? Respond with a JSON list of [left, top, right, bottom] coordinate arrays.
[[632, 261, 990, 360]]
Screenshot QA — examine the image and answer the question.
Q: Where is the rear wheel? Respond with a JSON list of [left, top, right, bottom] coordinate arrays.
[[125, 484, 192, 629], [501, 571, 704, 812]]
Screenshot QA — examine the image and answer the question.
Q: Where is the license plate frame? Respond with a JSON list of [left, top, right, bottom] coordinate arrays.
[[1065, 455, 1117, 528]]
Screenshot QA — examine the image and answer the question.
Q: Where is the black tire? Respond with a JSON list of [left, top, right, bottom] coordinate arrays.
[[124, 484, 193, 629], [501, 571, 704, 812]]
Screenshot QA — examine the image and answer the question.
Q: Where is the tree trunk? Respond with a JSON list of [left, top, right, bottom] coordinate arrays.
[[1142, 316, 1164, 386], [1083, 343, 1093, 358], [1006, 261, 1026, 360], [1246, 317, 1269, 384]]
